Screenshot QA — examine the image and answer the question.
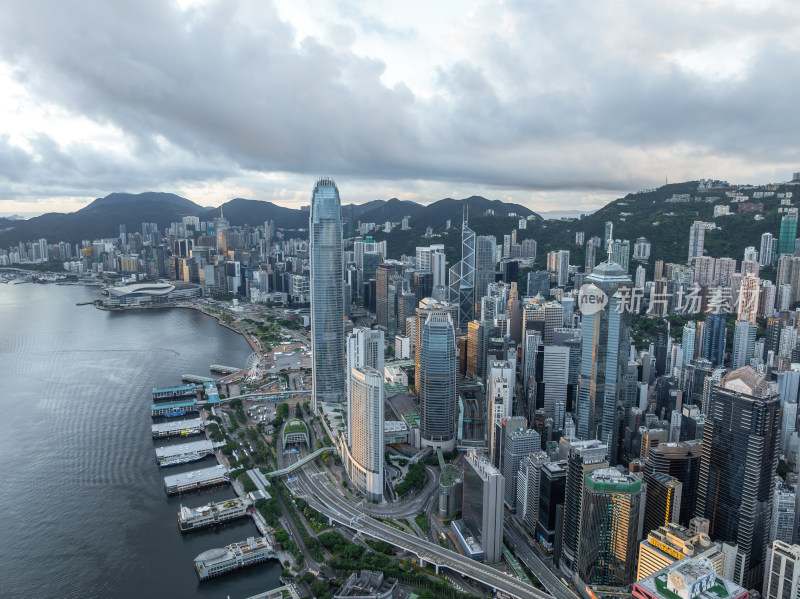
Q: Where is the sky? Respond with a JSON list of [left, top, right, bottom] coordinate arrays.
[[0, 0, 799, 217]]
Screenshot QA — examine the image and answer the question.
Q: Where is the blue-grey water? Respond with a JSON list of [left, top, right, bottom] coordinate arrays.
[[0, 283, 282, 599]]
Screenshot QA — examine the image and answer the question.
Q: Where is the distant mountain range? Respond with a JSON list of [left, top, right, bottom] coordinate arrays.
[[0, 181, 787, 276], [0, 191, 537, 245]]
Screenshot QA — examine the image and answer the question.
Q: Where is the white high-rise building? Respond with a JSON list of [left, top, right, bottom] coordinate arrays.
[[488, 360, 515, 465], [737, 274, 760, 324], [761, 232, 777, 267], [766, 541, 800, 599], [346, 367, 385, 502], [543, 345, 569, 429], [557, 250, 570, 286], [346, 327, 384, 407]]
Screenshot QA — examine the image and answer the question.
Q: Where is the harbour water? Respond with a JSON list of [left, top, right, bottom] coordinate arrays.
[[0, 283, 282, 599]]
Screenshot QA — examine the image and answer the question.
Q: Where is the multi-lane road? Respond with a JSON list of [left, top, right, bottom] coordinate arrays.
[[287, 466, 551, 599], [503, 520, 574, 599]]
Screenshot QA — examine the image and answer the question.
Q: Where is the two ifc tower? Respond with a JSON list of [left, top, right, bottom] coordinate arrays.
[[309, 178, 457, 453]]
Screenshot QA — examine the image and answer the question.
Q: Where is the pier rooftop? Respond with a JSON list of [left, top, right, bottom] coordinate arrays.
[[155, 439, 214, 459], [164, 465, 229, 495], [153, 384, 198, 401], [152, 418, 203, 437], [151, 398, 198, 417]]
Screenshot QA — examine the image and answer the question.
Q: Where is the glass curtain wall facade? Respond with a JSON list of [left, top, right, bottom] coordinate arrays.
[[310, 178, 345, 407]]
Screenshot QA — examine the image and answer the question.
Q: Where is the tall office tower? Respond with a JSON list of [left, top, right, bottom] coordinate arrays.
[[557, 250, 570, 286], [635, 264, 646, 289], [577, 468, 644, 587], [419, 311, 457, 451], [761, 232, 777, 266], [697, 367, 781, 589], [376, 261, 402, 330], [779, 208, 799, 257], [523, 330, 542, 408], [780, 399, 798, 455], [610, 239, 631, 272], [430, 250, 447, 289], [455, 450, 505, 564], [487, 360, 516, 465], [537, 460, 567, 552], [714, 257, 737, 287], [576, 261, 633, 451], [543, 301, 564, 345], [731, 320, 757, 369], [527, 270, 551, 297], [346, 367, 385, 502], [771, 483, 796, 545], [466, 320, 489, 379], [703, 312, 727, 367], [645, 440, 702, 527], [737, 274, 760, 324], [449, 211, 476, 330], [761, 280, 776, 318], [604, 221, 614, 247], [543, 345, 570, 428], [413, 298, 457, 395], [310, 178, 345, 407], [653, 321, 670, 377], [642, 472, 682, 537], [766, 541, 800, 599], [517, 450, 548, 530], [415, 244, 444, 272], [559, 439, 608, 576], [346, 328, 384, 402], [507, 282, 522, 345], [586, 238, 597, 273], [503, 426, 540, 509], [688, 221, 714, 263], [475, 235, 497, 301], [682, 322, 697, 364]]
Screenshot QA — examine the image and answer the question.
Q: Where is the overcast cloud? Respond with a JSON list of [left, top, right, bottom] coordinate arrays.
[[0, 0, 798, 215]]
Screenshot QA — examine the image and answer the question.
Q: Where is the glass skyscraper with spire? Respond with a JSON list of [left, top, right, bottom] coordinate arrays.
[[309, 178, 345, 407]]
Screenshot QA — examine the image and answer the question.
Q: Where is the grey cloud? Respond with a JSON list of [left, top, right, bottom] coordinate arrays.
[[0, 0, 798, 208]]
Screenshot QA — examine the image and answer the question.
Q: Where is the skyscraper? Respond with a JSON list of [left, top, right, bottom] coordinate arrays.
[[576, 261, 633, 450], [577, 468, 644, 587], [779, 209, 799, 257], [310, 178, 345, 407], [502, 426, 540, 510], [346, 327, 384, 404], [645, 440, 702, 527], [766, 541, 800, 599], [475, 235, 497, 301], [346, 367, 385, 502], [449, 211, 476, 330], [688, 221, 714, 263], [456, 450, 505, 564], [760, 232, 776, 266], [559, 439, 608, 575], [702, 312, 726, 367], [731, 319, 756, 369], [696, 367, 781, 589], [419, 311, 457, 451]]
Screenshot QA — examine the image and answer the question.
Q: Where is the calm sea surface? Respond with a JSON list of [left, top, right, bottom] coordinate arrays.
[[0, 283, 282, 599]]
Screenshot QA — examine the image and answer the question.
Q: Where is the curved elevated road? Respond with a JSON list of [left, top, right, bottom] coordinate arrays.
[[288, 467, 550, 599]]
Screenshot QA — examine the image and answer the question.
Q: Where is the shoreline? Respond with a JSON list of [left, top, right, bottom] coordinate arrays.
[[96, 301, 261, 353]]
